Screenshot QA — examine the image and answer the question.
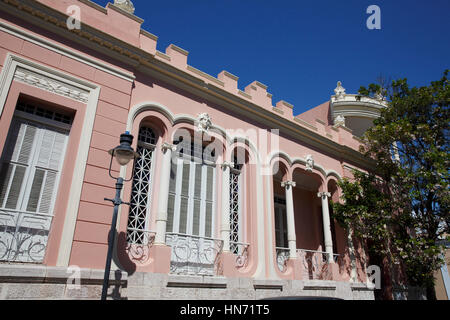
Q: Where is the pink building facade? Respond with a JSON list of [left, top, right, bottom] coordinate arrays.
[[0, 0, 385, 299]]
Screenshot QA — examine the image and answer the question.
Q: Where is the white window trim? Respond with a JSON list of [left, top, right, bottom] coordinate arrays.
[[0, 53, 101, 267]]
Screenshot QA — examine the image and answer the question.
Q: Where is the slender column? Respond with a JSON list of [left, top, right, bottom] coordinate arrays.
[[220, 161, 233, 252], [281, 180, 297, 258], [318, 191, 334, 263], [154, 142, 177, 245]]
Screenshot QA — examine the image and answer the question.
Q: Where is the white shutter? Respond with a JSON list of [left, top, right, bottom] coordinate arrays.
[[38, 171, 57, 214], [1, 121, 38, 210], [4, 165, 26, 209], [26, 168, 45, 212], [0, 164, 13, 207], [0, 111, 70, 263], [24, 126, 68, 214], [166, 160, 178, 233], [167, 146, 216, 238]]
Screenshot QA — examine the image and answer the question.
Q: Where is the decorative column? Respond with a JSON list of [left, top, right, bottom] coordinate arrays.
[[220, 161, 233, 252], [154, 142, 177, 245], [281, 180, 297, 259], [318, 191, 334, 263]]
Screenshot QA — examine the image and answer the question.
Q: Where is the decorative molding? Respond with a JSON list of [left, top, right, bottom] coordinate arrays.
[[196, 112, 212, 134], [14, 67, 89, 103], [305, 154, 314, 172], [281, 180, 296, 188], [334, 115, 346, 127], [334, 81, 346, 100], [221, 161, 234, 169], [161, 142, 177, 152], [113, 0, 136, 15], [317, 192, 331, 198]]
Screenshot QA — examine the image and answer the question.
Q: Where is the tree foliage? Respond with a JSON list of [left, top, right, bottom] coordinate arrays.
[[332, 70, 450, 298]]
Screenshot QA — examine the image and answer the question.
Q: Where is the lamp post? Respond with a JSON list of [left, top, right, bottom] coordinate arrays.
[[101, 131, 139, 300]]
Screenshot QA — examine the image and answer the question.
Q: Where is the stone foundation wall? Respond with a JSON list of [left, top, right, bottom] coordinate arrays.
[[0, 264, 127, 300], [0, 264, 375, 300], [126, 273, 375, 300]]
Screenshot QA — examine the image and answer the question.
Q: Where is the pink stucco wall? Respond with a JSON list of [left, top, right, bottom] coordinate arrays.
[[0, 0, 371, 283]]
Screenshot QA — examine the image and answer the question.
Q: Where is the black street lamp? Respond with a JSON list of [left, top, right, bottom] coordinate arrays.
[[101, 131, 139, 300]]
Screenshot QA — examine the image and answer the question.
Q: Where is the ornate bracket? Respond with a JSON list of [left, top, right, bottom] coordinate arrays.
[[305, 154, 314, 172], [196, 113, 212, 134]]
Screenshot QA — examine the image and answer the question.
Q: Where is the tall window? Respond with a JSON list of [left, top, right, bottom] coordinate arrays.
[[166, 139, 216, 238], [0, 102, 71, 263], [274, 196, 288, 248], [229, 158, 243, 254], [127, 126, 157, 245]]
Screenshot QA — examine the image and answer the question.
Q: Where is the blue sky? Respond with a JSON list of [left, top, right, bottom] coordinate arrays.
[[92, 0, 450, 116]]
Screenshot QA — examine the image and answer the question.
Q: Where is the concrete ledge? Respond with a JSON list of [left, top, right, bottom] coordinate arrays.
[[351, 282, 374, 291], [167, 274, 227, 288], [253, 279, 284, 291], [0, 264, 127, 285], [303, 280, 337, 291]]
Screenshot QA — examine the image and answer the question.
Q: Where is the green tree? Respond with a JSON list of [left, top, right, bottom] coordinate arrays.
[[332, 70, 450, 300]]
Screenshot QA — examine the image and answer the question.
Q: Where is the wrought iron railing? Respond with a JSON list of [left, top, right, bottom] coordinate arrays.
[[275, 247, 290, 273], [166, 232, 223, 276], [0, 209, 52, 263], [297, 249, 340, 280], [125, 229, 156, 265], [230, 241, 249, 268]]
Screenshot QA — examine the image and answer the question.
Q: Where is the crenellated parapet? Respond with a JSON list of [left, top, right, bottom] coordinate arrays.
[[13, 0, 375, 154]]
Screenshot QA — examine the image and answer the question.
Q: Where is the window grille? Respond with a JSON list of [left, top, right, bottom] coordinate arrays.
[[229, 160, 242, 254], [126, 126, 156, 245], [16, 102, 72, 125]]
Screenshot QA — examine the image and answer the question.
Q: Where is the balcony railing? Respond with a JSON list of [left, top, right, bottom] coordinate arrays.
[[275, 247, 290, 273], [0, 209, 52, 263], [297, 249, 340, 280], [166, 232, 223, 276], [230, 241, 250, 268]]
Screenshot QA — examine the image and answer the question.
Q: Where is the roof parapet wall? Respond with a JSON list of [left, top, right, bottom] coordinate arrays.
[[25, 0, 367, 153]]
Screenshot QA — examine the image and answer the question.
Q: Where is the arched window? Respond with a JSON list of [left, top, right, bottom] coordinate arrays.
[[126, 126, 157, 245], [165, 134, 219, 275], [166, 136, 216, 238]]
